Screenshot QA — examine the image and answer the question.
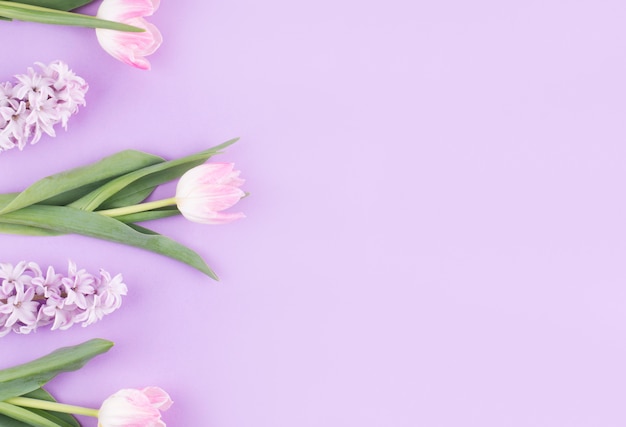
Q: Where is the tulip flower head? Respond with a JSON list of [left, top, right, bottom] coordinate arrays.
[[175, 163, 246, 224], [95, 0, 163, 70], [98, 387, 173, 427]]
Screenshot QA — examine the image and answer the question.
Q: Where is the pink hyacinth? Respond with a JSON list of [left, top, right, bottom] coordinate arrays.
[[98, 387, 173, 427], [95, 0, 162, 70], [175, 163, 246, 224], [0, 260, 127, 336], [0, 61, 87, 152]]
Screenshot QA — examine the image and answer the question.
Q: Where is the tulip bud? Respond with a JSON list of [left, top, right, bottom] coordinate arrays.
[[95, 0, 162, 70], [98, 387, 173, 427], [175, 163, 246, 224]]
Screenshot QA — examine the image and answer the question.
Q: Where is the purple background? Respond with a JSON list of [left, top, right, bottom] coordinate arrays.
[[2, 0, 626, 425]]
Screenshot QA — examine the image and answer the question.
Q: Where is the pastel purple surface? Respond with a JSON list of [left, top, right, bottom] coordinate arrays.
[[2, 0, 626, 425]]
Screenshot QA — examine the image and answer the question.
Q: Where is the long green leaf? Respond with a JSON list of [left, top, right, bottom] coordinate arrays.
[[0, 181, 144, 213], [0, 413, 33, 427], [41, 181, 118, 207], [17, 408, 77, 427], [113, 207, 180, 223], [0, 205, 218, 279], [0, 1, 143, 31], [127, 223, 160, 235], [71, 138, 239, 211], [0, 339, 112, 401], [0, 0, 94, 22], [98, 185, 156, 209], [0, 223, 61, 236], [20, 389, 80, 427], [0, 150, 164, 215], [0, 403, 61, 427], [4, 0, 96, 11], [0, 193, 17, 209]]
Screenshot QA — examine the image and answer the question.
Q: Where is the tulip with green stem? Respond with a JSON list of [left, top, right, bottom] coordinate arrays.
[[0, 139, 245, 280], [0, 339, 172, 427], [0, 0, 162, 69], [98, 162, 246, 225]]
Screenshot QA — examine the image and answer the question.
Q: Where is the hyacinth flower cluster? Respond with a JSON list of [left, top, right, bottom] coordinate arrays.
[[0, 260, 126, 336], [0, 0, 162, 69], [0, 139, 245, 280], [0, 339, 172, 426], [0, 61, 87, 153]]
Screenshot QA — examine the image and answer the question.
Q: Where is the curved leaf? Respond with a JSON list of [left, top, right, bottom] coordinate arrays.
[[3, 0, 95, 11], [0, 339, 112, 401], [0, 1, 143, 31], [0, 205, 218, 279], [0, 403, 61, 427], [0, 150, 164, 215], [0, 223, 61, 236], [0, 413, 32, 427], [98, 185, 156, 209], [113, 207, 180, 223]]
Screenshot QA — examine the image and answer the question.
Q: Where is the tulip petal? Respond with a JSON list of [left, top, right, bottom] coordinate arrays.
[[97, 0, 158, 21], [95, 0, 161, 70], [175, 163, 246, 224], [182, 209, 245, 225], [142, 387, 173, 411], [96, 18, 162, 70], [176, 163, 235, 191], [99, 387, 171, 427], [208, 211, 246, 225]]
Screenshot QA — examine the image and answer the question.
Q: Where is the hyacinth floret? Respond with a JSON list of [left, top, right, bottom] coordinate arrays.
[[0, 261, 127, 336], [0, 61, 87, 152]]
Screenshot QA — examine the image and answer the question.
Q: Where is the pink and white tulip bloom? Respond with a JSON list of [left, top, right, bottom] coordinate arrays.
[[175, 163, 246, 224], [95, 0, 162, 70], [98, 387, 173, 427]]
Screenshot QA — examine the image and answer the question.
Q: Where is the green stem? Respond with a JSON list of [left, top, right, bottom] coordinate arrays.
[[4, 397, 99, 418], [96, 197, 177, 217]]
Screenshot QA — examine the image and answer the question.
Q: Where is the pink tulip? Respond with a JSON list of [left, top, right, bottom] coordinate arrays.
[[175, 163, 246, 224], [95, 0, 163, 70], [98, 387, 173, 427]]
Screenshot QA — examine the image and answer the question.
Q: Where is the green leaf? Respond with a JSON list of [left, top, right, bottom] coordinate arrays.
[[0, 150, 164, 215], [0, 339, 113, 401], [98, 185, 156, 209], [20, 389, 80, 427], [18, 409, 78, 427], [126, 223, 160, 235], [0, 408, 78, 427], [113, 207, 181, 223], [0, 205, 218, 279], [41, 181, 118, 207], [71, 138, 239, 211], [0, 193, 17, 209], [0, 413, 34, 427], [0, 403, 62, 427], [3, 0, 96, 11], [0, 223, 61, 236], [0, 1, 143, 31]]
